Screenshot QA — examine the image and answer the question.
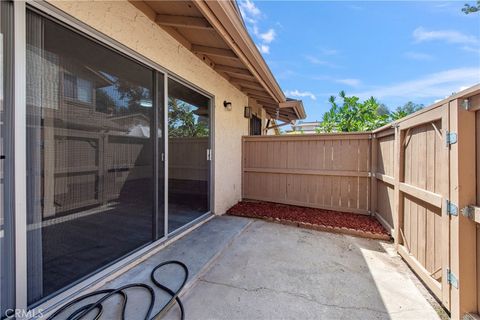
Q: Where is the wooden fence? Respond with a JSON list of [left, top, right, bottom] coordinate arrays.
[[242, 133, 371, 214], [242, 84, 480, 319]]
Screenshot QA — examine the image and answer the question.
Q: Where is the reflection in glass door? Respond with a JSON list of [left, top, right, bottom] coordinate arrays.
[[168, 78, 210, 233]]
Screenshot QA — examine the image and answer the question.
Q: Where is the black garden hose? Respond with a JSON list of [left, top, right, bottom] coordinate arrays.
[[46, 260, 189, 320]]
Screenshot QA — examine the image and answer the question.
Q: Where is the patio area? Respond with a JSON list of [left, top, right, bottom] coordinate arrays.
[[55, 215, 445, 320]]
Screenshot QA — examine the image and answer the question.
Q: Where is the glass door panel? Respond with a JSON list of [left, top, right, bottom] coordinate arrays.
[[26, 10, 156, 304], [167, 78, 210, 233]]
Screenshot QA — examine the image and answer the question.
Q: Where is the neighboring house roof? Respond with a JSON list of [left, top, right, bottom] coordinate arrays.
[[130, 0, 306, 122]]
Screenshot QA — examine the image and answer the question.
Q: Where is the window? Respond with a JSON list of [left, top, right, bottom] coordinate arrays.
[[26, 10, 162, 304], [63, 73, 93, 104], [250, 115, 262, 136]]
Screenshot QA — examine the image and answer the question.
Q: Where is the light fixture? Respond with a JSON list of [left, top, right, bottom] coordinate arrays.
[[223, 100, 232, 111], [244, 106, 252, 118]]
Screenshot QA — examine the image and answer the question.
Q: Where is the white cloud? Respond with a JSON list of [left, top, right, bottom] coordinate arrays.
[[413, 27, 479, 45], [239, 0, 261, 19], [305, 55, 337, 68], [312, 75, 361, 87], [321, 48, 339, 56], [259, 29, 276, 43], [352, 67, 480, 100], [285, 90, 317, 100], [335, 78, 361, 87], [404, 51, 433, 61], [462, 45, 480, 54], [239, 0, 277, 54], [258, 44, 270, 54]]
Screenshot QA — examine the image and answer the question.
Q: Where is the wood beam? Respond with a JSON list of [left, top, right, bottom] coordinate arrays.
[[247, 94, 274, 101], [230, 78, 262, 90], [155, 14, 213, 30], [242, 88, 272, 99], [255, 101, 278, 108], [214, 64, 252, 76], [192, 44, 238, 59]]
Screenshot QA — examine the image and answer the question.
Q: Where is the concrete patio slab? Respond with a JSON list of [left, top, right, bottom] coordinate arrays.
[[46, 215, 252, 319], [165, 219, 441, 320], [47, 216, 442, 320]]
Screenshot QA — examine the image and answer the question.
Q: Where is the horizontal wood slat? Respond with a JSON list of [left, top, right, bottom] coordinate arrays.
[[374, 173, 394, 186], [244, 167, 370, 177], [399, 182, 443, 208], [243, 133, 371, 142]]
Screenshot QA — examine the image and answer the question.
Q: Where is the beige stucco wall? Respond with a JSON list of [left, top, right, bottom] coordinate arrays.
[[47, 0, 249, 214]]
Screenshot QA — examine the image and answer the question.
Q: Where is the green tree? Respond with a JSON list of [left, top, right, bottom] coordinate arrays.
[[317, 91, 390, 133], [168, 98, 209, 137], [377, 103, 390, 117], [462, 1, 480, 14], [390, 101, 424, 120], [95, 89, 117, 114]]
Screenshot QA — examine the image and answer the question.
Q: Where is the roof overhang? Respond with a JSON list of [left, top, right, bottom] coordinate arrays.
[[129, 0, 306, 122]]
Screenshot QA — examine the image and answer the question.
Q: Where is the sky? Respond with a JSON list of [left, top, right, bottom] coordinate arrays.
[[238, 0, 480, 122]]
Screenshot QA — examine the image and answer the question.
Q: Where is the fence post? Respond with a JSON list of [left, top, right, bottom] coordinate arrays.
[[370, 134, 378, 216], [449, 98, 477, 319], [393, 125, 404, 248]]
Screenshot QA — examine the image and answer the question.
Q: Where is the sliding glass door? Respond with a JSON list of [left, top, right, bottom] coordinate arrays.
[[168, 78, 211, 233], [21, 5, 212, 307], [25, 10, 165, 304]]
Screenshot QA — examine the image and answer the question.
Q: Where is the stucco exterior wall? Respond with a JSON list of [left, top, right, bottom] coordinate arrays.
[[47, 0, 249, 214]]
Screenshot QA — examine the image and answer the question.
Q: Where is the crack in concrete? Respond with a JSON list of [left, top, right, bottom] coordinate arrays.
[[198, 278, 396, 315]]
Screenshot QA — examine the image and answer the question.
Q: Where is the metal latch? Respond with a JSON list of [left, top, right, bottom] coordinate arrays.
[[447, 269, 458, 288], [446, 131, 457, 146], [462, 206, 475, 220], [206, 149, 212, 161], [446, 200, 458, 216]]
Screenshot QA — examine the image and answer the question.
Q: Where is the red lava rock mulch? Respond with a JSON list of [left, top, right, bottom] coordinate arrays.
[[227, 201, 391, 241]]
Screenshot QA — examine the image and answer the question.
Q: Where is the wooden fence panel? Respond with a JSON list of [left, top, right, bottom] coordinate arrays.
[[372, 129, 396, 233], [395, 104, 450, 306], [242, 134, 371, 214]]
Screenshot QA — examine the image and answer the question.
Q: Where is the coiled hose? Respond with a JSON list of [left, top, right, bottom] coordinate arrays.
[[46, 260, 189, 320]]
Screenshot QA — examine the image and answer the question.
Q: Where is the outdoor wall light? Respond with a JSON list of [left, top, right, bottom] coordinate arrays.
[[244, 106, 252, 118], [223, 100, 232, 111]]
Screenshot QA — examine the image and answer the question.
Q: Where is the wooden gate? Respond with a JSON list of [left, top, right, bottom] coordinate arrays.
[[394, 104, 451, 308]]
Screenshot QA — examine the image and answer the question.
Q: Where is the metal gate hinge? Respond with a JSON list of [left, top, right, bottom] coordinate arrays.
[[446, 200, 458, 216], [447, 269, 458, 288], [206, 149, 212, 161], [446, 131, 457, 146]]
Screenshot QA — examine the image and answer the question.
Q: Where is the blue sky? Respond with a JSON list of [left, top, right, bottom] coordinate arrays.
[[238, 0, 480, 122]]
